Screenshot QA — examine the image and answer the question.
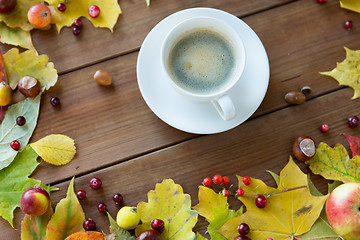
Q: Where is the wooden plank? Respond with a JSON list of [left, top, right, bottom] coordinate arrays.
[[0, 0, 294, 73], [1, 86, 358, 238]]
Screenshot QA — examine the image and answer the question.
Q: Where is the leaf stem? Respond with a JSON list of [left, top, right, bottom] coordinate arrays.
[[241, 185, 307, 197]]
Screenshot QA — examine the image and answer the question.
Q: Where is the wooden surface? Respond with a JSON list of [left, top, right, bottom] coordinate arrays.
[[1, 0, 360, 238]]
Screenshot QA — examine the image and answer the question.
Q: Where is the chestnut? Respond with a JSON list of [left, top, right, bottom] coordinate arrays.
[[94, 70, 112, 86], [285, 91, 306, 105], [18, 76, 41, 98], [293, 136, 316, 162], [136, 230, 161, 240]]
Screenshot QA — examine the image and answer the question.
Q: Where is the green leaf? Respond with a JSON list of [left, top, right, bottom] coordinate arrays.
[[0, 146, 41, 227], [267, 170, 280, 186], [195, 232, 207, 240], [0, 95, 41, 170], [135, 179, 198, 240], [3, 48, 58, 90], [107, 212, 136, 240], [45, 177, 85, 240], [21, 205, 54, 240], [306, 142, 360, 183], [0, 22, 35, 51]]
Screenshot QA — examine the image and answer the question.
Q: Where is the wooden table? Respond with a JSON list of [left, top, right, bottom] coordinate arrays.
[[2, 0, 360, 238]]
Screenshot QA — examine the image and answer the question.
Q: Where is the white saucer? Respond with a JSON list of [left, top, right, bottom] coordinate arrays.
[[137, 8, 269, 134]]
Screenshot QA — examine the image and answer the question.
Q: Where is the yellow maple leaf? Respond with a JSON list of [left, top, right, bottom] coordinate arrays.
[[217, 157, 328, 240], [135, 179, 198, 240], [320, 47, 360, 99], [30, 134, 76, 165], [340, 0, 360, 13], [306, 142, 360, 183], [45, 0, 121, 32], [3, 48, 58, 90]]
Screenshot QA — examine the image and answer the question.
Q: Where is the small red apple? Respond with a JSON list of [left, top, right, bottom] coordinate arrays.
[[27, 4, 52, 28], [326, 182, 360, 240], [20, 186, 50, 216]]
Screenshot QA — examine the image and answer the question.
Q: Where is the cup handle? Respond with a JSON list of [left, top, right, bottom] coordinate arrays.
[[211, 95, 236, 121]]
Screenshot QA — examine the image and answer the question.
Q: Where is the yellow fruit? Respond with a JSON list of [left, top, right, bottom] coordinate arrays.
[[116, 206, 140, 230], [0, 81, 12, 106]]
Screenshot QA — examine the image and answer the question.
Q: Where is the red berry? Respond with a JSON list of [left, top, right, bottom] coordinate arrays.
[[237, 223, 250, 235], [222, 189, 229, 197], [73, 18, 82, 27], [222, 176, 230, 185], [88, 5, 100, 18], [50, 97, 60, 107], [97, 202, 107, 212], [10, 140, 20, 151], [151, 219, 164, 233], [242, 176, 251, 186], [237, 188, 244, 197], [83, 219, 96, 231], [266, 238, 274, 240], [348, 115, 359, 128], [213, 175, 222, 185], [72, 27, 81, 36], [255, 195, 267, 208], [320, 124, 329, 133], [345, 20, 353, 30], [57, 3, 66, 12], [113, 193, 123, 204], [16, 116, 26, 126], [234, 235, 251, 240], [89, 177, 102, 189], [76, 190, 86, 200], [316, 0, 326, 3], [202, 177, 212, 187]]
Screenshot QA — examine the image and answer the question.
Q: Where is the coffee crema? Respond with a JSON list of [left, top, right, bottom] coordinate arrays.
[[167, 27, 236, 95]]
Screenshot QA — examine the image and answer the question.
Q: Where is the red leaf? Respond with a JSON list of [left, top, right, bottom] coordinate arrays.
[[343, 133, 360, 157], [21, 206, 54, 240]]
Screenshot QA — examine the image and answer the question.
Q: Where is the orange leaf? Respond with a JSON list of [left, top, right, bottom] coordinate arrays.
[[64, 231, 104, 240]]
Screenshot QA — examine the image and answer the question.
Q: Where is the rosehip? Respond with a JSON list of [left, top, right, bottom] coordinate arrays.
[[213, 174, 222, 185], [237, 188, 244, 197], [222, 176, 230, 185], [202, 177, 212, 187], [242, 176, 251, 185]]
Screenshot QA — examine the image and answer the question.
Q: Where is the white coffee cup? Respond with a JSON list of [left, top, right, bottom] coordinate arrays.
[[160, 16, 246, 121]]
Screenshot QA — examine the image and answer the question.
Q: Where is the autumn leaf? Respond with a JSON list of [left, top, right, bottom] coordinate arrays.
[[30, 134, 76, 165], [217, 157, 328, 240], [195, 232, 207, 240], [193, 186, 243, 240], [107, 212, 136, 240], [64, 231, 104, 240], [306, 142, 360, 183], [343, 133, 360, 157], [0, 22, 35, 51], [0, 146, 41, 227], [0, 95, 40, 170], [0, 0, 40, 31], [3, 48, 58, 90], [45, 0, 121, 32], [320, 47, 360, 99], [340, 0, 360, 13], [135, 179, 198, 240], [45, 177, 85, 239], [21, 205, 54, 240]]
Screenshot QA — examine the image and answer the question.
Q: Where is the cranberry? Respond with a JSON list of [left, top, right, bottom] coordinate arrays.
[[83, 219, 96, 231], [242, 176, 251, 186], [202, 177, 212, 187], [73, 18, 82, 27], [151, 219, 164, 233], [10, 140, 20, 151], [57, 3, 66, 12], [50, 97, 60, 107], [222, 176, 230, 185], [113, 193, 123, 204], [72, 27, 81, 36], [89, 177, 102, 189], [234, 236, 251, 240], [76, 190, 86, 200], [320, 124, 329, 133], [237, 188, 244, 197], [345, 20, 353, 30], [16, 116, 26, 126], [97, 202, 107, 212], [255, 195, 267, 208], [213, 174, 222, 185], [88, 5, 100, 18], [348, 115, 359, 128], [316, 0, 326, 3], [237, 223, 250, 235]]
